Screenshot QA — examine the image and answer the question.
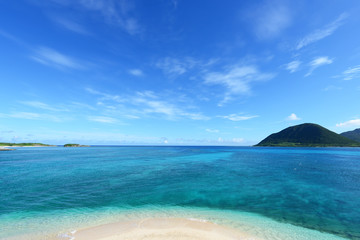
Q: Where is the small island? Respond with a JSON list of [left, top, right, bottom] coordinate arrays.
[[256, 123, 360, 147], [0, 142, 55, 151], [0, 142, 55, 147], [64, 143, 90, 147]]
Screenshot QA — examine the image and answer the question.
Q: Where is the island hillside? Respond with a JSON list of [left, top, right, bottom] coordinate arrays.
[[64, 143, 90, 147], [256, 123, 360, 147], [340, 128, 360, 143]]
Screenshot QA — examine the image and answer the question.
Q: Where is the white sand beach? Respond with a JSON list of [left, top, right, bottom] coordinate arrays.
[[73, 218, 258, 240]]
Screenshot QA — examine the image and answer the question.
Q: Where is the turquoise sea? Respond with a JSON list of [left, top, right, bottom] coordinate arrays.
[[1, 146, 360, 239]]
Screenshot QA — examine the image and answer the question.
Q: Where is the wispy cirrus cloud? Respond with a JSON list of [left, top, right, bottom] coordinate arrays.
[[285, 60, 301, 73], [52, 0, 141, 35], [286, 113, 301, 121], [31, 47, 84, 69], [20, 101, 69, 112], [52, 17, 89, 35], [336, 119, 360, 128], [305, 56, 333, 77], [220, 113, 258, 121], [0, 112, 67, 122], [342, 65, 360, 80], [88, 116, 118, 123], [86, 88, 209, 121], [296, 13, 348, 50], [204, 65, 274, 105]]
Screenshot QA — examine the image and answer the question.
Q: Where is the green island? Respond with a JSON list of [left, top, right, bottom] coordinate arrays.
[[256, 123, 360, 147], [64, 143, 90, 147], [0, 142, 55, 147], [0, 142, 55, 151]]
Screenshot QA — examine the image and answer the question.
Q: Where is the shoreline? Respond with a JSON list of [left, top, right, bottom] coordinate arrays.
[[0, 146, 14, 151], [0, 207, 348, 240], [73, 217, 257, 240]]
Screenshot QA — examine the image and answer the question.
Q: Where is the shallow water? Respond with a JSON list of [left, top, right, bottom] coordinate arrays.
[[0, 146, 359, 239]]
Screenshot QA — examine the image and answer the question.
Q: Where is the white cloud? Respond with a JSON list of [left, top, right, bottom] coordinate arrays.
[[305, 56, 333, 77], [342, 65, 360, 80], [286, 113, 301, 121], [206, 128, 219, 133], [31, 47, 83, 69], [204, 65, 274, 104], [336, 119, 360, 128], [221, 113, 258, 121], [296, 13, 348, 50], [252, 1, 292, 39], [88, 116, 118, 123], [129, 69, 143, 76], [286, 60, 301, 73]]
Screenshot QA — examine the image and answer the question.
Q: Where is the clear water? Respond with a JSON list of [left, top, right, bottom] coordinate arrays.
[[0, 146, 359, 239]]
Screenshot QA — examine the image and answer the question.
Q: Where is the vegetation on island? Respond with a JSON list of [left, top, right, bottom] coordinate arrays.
[[256, 123, 360, 147], [340, 128, 360, 143], [0, 142, 55, 147], [64, 143, 90, 147]]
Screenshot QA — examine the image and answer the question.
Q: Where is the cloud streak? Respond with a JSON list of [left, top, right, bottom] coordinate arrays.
[[75, 0, 140, 35], [305, 56, 333, 77], [336, 119, 360, 128], [88, 116, 118, 123], [20, 101, 69, 112], [31, 47, 84, 69], [286, 60, 301, 73], [342, 65, 360, 80], [0, 112, 67, 122], [156, 57, 198, 77], [52, 17, 89, 35], [296, 13, 348, 50], [86, 88, 210, 121], [220, 113, 258, 121]]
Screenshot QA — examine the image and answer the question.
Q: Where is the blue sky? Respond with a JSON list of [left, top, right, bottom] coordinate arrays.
[[1, 0, 360, 145]]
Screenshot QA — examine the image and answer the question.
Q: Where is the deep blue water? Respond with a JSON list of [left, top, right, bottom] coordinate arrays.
[[0, 146, 360, 239]]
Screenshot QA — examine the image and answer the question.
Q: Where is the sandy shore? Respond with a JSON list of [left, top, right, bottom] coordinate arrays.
[[73, 217, 259, 240], [0, 146, 14, 151]]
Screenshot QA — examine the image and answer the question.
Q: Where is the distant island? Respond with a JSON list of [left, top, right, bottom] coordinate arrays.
[[64, 143, 90, 147], [0, 142, 55, 151], [340, 128, 360, 143], [256, 123, 360, 147], [0, 142, 55, 147]]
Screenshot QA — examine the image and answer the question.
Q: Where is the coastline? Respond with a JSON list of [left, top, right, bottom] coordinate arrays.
[[0, 146, 14, 151], [0, 207, 348, 240], [73, 217, 255, 240]]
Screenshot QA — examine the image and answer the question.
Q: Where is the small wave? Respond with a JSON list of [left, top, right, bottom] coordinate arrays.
[[57, 230, 77, 240], [187, 218, 208, 223]]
